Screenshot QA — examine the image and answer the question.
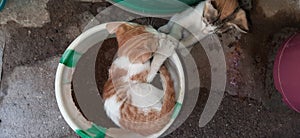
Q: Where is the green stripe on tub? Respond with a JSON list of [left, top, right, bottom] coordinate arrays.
[[172, 102, 182, 119], [60, 49, 82, 68], [76, 124, 107, 138]]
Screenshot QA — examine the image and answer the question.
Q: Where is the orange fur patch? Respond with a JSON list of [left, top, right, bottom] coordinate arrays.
[[116, 24, 149, 48], [110, 65, 128, 80], [102, 78, 116, 100], [130, 70, 149, 82], [117, 33, 158, 63]]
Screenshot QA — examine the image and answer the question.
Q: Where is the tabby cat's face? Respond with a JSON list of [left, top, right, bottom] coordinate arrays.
[[204, 0, 249, 33]]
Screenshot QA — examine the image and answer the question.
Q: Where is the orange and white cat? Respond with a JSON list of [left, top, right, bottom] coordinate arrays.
[[103, 22, 176, 136]]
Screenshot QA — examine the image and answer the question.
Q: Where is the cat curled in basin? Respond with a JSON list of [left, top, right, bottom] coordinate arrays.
[[159, 0, 249, 47], [102, 22, 177, 136]]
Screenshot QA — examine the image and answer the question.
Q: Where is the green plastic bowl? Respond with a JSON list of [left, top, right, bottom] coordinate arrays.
[[0, 0, 7, 11], [107, 0, 203, 16]]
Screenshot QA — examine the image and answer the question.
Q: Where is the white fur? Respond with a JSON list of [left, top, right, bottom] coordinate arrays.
[[139, 68, 169, 113], [145, 26, 159, 35], [129, 83, 164, 109], [141, 102, 163, 114], [113, 56, 150, 81], [104, 95, 124, 126]]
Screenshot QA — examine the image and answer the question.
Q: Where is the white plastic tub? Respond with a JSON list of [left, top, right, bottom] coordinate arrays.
[[55, 22, 185, 138]]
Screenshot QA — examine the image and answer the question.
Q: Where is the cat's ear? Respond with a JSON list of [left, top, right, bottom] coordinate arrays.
[[211, 0, 239, 20], [203, 0, 219, 23], [227, 9, 249, 33], [106, 22, 124, 34]]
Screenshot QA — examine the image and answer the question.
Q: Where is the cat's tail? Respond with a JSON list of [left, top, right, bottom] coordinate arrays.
[[159, 66, 176, 116]]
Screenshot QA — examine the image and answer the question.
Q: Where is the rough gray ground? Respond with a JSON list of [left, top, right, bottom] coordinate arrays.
[[167, 90, 300, 138], [0, 0, 105, 137], [0, 57, 75, 137], [0, 0, 50, 27], [0, 0, 299, 137]]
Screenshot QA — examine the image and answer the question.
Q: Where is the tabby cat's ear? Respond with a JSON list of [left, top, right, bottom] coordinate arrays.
[[211, 0, 239, 20], [227, 9, 249, 33], [203, 0, 219, 24]]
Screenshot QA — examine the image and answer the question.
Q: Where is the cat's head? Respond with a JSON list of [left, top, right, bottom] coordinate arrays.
[[106, 22, 149, 47], [106, 22, 158, 63], [203, 0, 249, 33]]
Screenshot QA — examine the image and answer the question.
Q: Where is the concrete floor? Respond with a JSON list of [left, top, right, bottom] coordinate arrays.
[[0, 0, 300, 137]]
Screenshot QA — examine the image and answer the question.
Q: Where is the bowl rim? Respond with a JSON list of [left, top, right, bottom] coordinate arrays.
[[0, 0, 6, 11], [106, 0, 201, 17], [55, 22, 186, 138], [273, 33, 300, 113]]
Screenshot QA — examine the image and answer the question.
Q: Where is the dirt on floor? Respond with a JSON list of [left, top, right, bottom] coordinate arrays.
[[1, 0, 300, 137], [166, 0, 300, 137]]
